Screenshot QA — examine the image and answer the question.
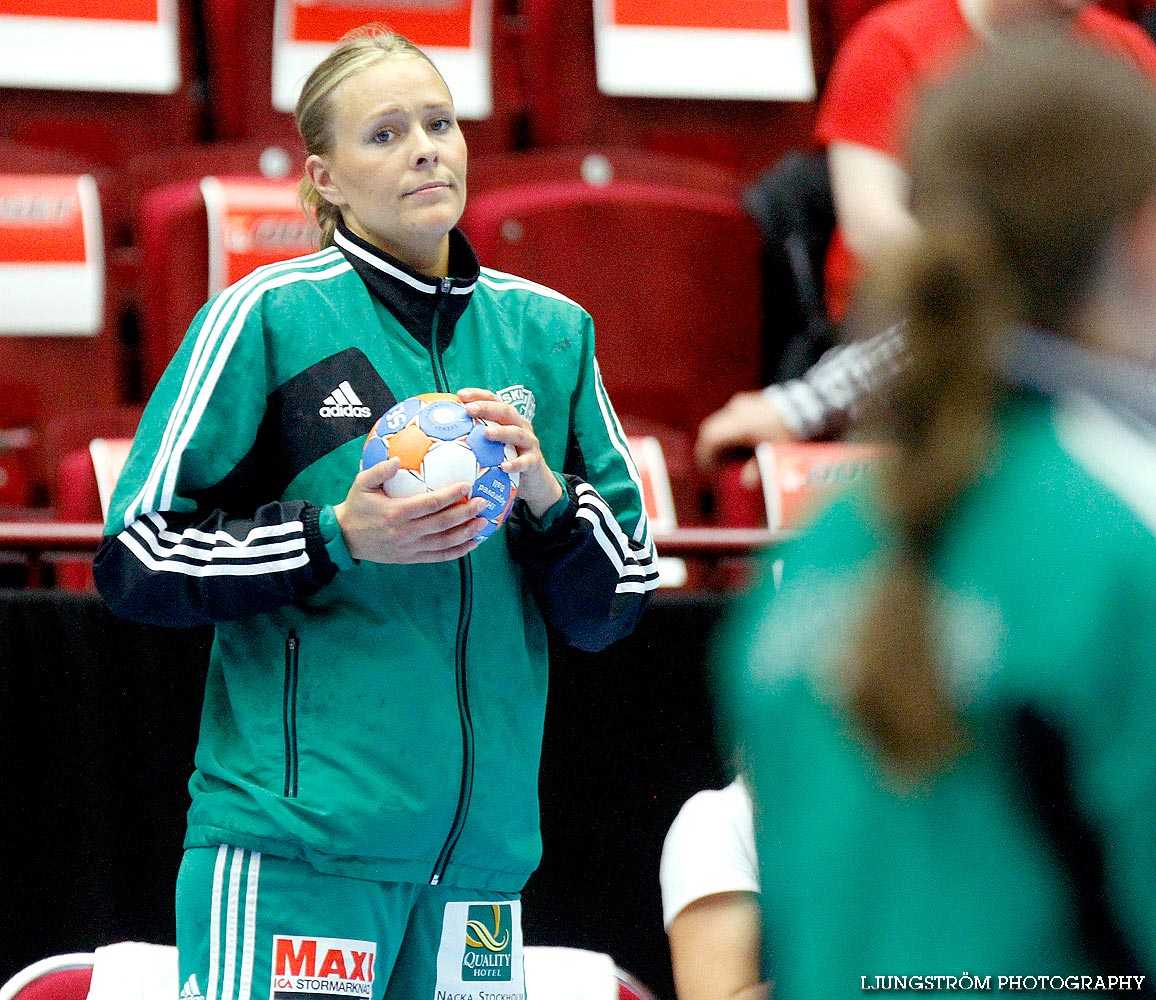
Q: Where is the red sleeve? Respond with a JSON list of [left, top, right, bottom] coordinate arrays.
[[815, 11, 917, 156], [1077, 7, 1156, 83], [815, 0, 978, 157]]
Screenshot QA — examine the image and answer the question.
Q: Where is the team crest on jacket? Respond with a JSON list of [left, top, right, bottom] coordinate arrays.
[[497, 385, 536, 422]]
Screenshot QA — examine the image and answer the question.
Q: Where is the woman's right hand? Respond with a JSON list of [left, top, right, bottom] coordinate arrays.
[[333, 458, 488, 563]]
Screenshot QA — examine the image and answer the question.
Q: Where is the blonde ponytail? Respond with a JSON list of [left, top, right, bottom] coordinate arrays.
[[298, 176, 343, 250]]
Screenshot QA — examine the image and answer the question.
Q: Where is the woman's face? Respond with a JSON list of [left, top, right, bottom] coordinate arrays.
[[310, 56, 468, 275]]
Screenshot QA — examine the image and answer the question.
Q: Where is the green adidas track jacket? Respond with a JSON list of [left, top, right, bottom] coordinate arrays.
[[95, 224, 658, 890]]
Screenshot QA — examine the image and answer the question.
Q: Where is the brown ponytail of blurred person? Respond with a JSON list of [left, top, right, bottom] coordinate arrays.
[[846, 29, 1156, 784], [294, 26, 445, 248]]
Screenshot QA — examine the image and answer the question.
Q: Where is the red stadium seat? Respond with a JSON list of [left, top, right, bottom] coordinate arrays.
[[0, 5, 202, 165], [0, 954, 93, 1000], [136, 173, 316, 393], [625, 420, 701, 530], [44, 407, 140, 589], [0, 171, 127, 505], [200, 0, 305, 151], [461, 150, 763, 527], [715, 440, 886, 530], [0, 142, 133, 245], [468, 146, 745, 199], [460, 152, 763, 502], [1, 944, 176, 1000], [124, 141, 302, 216], [518, 0, 819, 180]]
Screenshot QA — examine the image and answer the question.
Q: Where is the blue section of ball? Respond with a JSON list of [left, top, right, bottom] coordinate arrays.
[[361, 434, 390, 471], [418, 401, 474, 441], [378, 397, 421, 436], [472, 467, 516, 522], [466, 422, 506, 469]]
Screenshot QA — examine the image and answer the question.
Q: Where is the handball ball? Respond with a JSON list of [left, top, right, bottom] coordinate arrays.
[[361, 393, 520, 541]]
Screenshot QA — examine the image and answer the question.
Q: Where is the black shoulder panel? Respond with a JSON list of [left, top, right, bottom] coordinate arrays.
[[191, 347, 397, 513]]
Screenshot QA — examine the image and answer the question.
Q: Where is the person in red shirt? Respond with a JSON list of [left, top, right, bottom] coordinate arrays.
[[694, 0, 1156, 473], [819, 0, 1156, 319]]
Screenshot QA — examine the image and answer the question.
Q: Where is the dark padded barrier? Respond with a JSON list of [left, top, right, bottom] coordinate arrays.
[[0, 589, 735, 1000]]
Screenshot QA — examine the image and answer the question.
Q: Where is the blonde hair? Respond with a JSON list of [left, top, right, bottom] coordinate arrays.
[[849, 30, 1156, 782], [295, 26, 443, 248]]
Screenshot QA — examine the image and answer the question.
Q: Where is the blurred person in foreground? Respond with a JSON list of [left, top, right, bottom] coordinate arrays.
[[720, 32, 1156, 997], [694, 0, 1156, 475]]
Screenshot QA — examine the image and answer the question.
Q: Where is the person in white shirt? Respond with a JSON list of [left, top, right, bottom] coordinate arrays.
[[659, 779, 768, 1000]]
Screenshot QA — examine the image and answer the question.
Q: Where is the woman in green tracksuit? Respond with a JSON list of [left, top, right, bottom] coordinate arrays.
[[94, 29, 657, 1000], [720, 34, 1156, 999]]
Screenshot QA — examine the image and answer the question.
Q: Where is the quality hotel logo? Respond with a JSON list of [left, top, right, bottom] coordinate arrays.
[[461, 904, 513, 981]]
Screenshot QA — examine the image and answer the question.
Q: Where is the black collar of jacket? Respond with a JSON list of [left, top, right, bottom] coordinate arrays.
[[333, 221, 480, 353]]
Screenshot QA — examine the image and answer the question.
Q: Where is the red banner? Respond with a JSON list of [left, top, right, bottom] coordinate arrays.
[[0, 175, 87, 265], [290, 1, 473, 48], [612, 0, 789, 33], [0, 0, 158, 21]]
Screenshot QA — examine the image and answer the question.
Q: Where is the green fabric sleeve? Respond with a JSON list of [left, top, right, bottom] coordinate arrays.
[[319, 504, 356, 571]]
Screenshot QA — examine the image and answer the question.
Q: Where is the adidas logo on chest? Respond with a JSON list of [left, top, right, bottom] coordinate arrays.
[[319, 381, 372, 418]]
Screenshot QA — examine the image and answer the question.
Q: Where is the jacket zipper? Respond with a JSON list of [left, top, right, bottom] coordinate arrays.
[[431, 556, 475, 884], [283, 629, 300, 798], [428, 277, 477, 885], [426, 277, 453, 393]]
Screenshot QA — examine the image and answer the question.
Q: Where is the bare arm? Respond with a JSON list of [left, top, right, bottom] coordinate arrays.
[[694, 390, 798, 472], [828, 141, 918, 270], [668, 892, 769, 1000]]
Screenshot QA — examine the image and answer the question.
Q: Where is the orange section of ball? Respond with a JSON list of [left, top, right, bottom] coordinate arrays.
[[388, 424, 433, 471]]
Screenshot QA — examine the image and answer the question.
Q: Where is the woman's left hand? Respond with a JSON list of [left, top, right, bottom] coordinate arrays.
[[458, 387, 564, 520]]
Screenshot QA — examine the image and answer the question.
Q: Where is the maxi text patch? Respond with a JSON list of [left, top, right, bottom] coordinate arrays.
[[270, 936, 376, 1000]]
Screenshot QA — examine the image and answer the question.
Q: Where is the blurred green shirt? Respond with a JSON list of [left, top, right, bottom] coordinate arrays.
[[720, 389, 1156, 997]]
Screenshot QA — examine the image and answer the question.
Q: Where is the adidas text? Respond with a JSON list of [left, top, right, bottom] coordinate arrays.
[[321, 381, 370, 418], [319, 404, 372, 418]]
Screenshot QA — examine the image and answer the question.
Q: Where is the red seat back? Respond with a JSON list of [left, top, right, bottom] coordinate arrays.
[[0, 171, 125, 503], [0, 5, 201, 165], [136, 174, 315, 393], [0, 955, 94, 1000], [519, 0, 818, 180], [461, 163, 764, 434]]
